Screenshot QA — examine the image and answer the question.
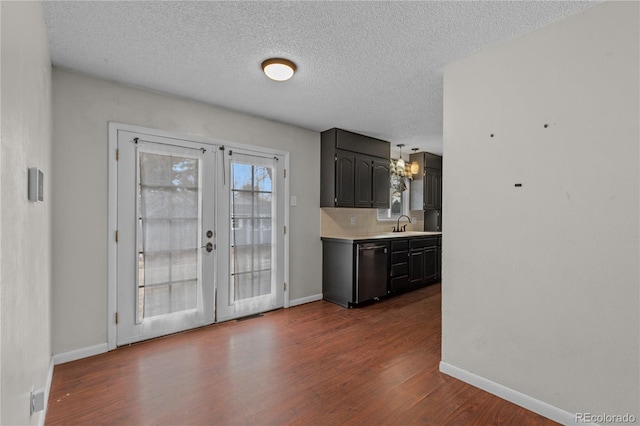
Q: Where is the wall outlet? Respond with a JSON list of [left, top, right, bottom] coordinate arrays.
[[411, 216, 417, 223], [350, 216, 356, 225], [30, 387, 44, 415]]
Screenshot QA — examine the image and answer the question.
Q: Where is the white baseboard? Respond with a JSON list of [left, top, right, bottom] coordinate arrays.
[[39, 357, 55, 426], [439, 361, 589, 426], [289, 294, 323, 307], [53, 343, 109, 365]]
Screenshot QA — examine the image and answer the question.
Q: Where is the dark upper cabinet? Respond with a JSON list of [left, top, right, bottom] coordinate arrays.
[[335, 151, 355, 207], [321, 128, 390, 208], [424, 168, 442, 209], [354, 155, 373, 207], [410, 152, 442, 231], [371, 159, 391, 208], [410, 152, 442, 210]]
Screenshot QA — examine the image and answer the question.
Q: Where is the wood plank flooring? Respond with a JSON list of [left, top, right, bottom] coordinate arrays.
[[46, 284, 557, 425]]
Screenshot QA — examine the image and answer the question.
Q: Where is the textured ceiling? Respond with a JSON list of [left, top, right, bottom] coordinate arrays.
[[42, 0, 598, 154]]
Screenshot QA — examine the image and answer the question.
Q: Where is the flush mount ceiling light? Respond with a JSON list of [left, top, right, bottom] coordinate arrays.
[[261, 58, 297, 81]]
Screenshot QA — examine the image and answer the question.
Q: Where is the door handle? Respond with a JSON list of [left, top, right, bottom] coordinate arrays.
[[201, 242, 213, 252]]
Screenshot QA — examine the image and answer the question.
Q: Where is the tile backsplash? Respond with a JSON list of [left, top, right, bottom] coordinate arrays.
[[321, 208, 423, 237]]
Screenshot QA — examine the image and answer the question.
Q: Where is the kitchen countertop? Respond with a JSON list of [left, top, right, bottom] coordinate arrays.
[[321, 231, 442, 243]]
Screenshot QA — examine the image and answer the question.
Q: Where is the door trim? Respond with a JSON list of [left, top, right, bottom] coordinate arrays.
[[107, 122, 290, 350]]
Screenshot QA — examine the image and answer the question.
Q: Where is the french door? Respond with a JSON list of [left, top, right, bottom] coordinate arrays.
[[216, 149, 285, 321], [116, 131, 216, 345], [114, 128, 286, 346]]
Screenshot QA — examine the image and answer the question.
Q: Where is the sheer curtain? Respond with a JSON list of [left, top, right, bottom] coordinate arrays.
[[229, 153, 277, 309], [137, 151, 201, 322]]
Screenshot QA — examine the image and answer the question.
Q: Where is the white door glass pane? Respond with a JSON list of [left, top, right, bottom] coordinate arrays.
[[144, 253, 171, 285], [171, 219, 198, 250], [231, 245, 253, 273], [141, 188, 170, 218], [230, 161, 274, 304], [138, 152, 200, 320], [172, 159, 198, 188], [234, 273, 253, 300], [232, 163, 252, 189], [256, 271, 271, 295], [255, 218, 272, 245], [140, 154, 172, 186], [232, 191, 253, 218], [171, 189, 198, 218], [143, 220, 171, 252], [254, 193, 272, 217], [144, 284, 170, 317], [171, 280, 197, 312], [255, 245, 271, 270], [171, 250, 198, 282], [254, 166, 272, 191]]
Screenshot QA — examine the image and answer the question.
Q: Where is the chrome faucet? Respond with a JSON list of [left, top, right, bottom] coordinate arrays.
[[393, 215, 411, 232]]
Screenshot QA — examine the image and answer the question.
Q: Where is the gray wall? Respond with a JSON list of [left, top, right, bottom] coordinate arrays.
[[442, 0, 639, 417], [1, 1, 53, 424], [51, 69, 321, 355]]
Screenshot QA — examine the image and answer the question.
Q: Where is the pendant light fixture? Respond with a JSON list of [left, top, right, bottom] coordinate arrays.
[[410, 148, 420, 175], [396, 144, 405, 169], [262, 58, 297, 81]]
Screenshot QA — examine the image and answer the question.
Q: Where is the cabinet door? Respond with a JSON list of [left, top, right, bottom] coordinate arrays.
[[424, 168, 437, 209], [335, 151, 355, 207], [372, 159, 390, 208], [390, 245, 409, 292], [408, 250, 424, 285], [354, 155, 373, 207], [423, 246, 438, 282], [434, 169, 442, 209]]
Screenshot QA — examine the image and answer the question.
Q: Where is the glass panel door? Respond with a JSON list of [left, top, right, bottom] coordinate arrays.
[[231, 162, 273, 301], [216, 151, 285, 321], [117, 131, 215, 345], [137, 152, 200, 321]]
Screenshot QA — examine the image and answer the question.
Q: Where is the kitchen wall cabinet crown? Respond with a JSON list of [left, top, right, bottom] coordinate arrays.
[[321, 128, 390, 208]]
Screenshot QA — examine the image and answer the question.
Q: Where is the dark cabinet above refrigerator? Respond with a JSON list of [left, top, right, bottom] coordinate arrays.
[[321, 128, 390, 208]]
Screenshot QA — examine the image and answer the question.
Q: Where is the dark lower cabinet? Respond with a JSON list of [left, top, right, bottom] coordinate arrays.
[[322, 238, 389, 307], [389, 239, 409, 291], [406, 236, 441, 289], [408, 250, 424, 286], [423, 245, 438, 282], [322, 234, 441, 308]]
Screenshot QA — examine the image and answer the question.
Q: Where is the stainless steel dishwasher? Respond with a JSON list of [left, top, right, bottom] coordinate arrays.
[[355, 242, 389, 303]]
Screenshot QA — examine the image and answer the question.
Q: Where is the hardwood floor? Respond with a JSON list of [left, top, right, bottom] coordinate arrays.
[[46, 284, 557, 425]]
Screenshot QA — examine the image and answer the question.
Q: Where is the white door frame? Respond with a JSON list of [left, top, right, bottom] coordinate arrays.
[[107, 122, 290, 350]]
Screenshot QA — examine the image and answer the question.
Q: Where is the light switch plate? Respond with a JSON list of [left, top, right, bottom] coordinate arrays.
[[290, 195, 297, 206]]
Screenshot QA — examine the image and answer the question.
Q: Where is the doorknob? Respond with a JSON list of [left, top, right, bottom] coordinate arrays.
[[202, 242, 213, 252]]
